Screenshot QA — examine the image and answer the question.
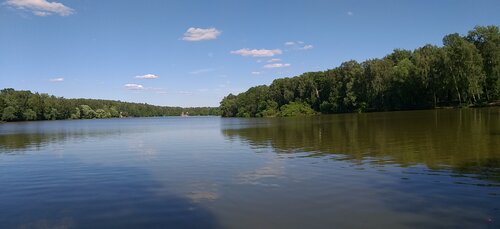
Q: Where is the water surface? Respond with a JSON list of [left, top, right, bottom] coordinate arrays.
[[1, 108, 499, 228]]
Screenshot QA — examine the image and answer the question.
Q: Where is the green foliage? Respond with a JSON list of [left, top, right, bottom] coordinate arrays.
[[279, 102, 316, 117], [467, 25, 500, 100], [109, 107, 119, 117], [95, 109, 111, 119], [412, 44, 445, 107], [219, 94, 238, 117], [70, 107, 81, 119], [220, 25, 500, 117], [23, 109, 37, 121], [0, 89, 219, 122], [2, 106, 17, 121], [259, 100, 279, 117], [44, 108, 58, 120], [220, 86, 277, 117], [80, 105, 96, 119], [443, 33, 485, 104]]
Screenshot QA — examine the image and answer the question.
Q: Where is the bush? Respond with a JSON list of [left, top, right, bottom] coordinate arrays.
[[279, 102, 316, 117]]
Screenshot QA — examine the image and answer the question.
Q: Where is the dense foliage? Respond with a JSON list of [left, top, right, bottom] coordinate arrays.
[[0, 89, 219, 122], [220, 26, 500, 117]]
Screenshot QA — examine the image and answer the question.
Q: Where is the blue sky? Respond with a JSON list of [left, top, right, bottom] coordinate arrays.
[[1, 0, 499, 107]]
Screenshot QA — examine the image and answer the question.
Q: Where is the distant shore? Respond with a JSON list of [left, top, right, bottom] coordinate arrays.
[[0, 88, 220, 123]]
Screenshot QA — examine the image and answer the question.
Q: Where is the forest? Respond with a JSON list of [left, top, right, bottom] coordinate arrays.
[[0, 88, 219, 122], [220, 25, 500, 117]]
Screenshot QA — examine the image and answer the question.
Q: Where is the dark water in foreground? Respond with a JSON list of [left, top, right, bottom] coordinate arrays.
[[0, 108, 499, 228]]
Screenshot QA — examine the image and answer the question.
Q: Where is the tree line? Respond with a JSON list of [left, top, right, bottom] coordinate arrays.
[[0, 88, 219, 122], [220, 25, 500, 117]]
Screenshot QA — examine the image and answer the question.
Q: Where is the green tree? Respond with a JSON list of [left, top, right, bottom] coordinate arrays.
[[388, 58, 415, 109], [0, 88, 218, 122], [220, 94, 238, 117], [70, 107, 81, 119], [269, 78, 296, 107], [258, 100, 279, 117], [44, 108, 58, 120], [23, 109, 37, 121], [279, 102, 316, 117], [26, 93, 43, 119], [363, 58, 394, 110], [336, 60, 364, 112], [443, 33, 485, 104], [95, 109, 111, 118], [412, 45, 445, 107], [386, 49, 412, 63], [467, 25, 500, 100], [109, 107, 120, 117], [80, 105, 96, 119], [2, 106, 17, 121]]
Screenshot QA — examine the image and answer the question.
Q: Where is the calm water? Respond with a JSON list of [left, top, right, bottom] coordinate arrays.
[[0, 108, 499, 228]]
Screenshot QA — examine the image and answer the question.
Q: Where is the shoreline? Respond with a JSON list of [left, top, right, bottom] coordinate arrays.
[[2, 105, 498, 123]]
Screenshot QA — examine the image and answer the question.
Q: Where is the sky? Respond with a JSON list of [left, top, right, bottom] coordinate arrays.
[[1, 0, 499, 107]]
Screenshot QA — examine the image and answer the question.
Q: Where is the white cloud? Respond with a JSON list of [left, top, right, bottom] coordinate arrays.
[[267, 58, 281, 63], [347, 11, 353, 16], [182, 27, 221, 41], [263, 63, 290, 68], [251, 71, 261, 75], [135, 74, 159, 79], [231, 48, 282, 57], [5, 0, 74, 16], [285, 41, 313, 51], [124, 83, 144, 90], [299, 44, 314, 50], [49, 77, 64, 82], [33, 11, 48, 16]]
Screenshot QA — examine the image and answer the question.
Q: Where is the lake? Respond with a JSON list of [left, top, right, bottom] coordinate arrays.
[[0, 108, 499, 228]]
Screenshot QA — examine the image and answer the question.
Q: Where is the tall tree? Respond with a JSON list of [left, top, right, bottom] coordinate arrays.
[[443, 33, 485, 104], [467, 25, 500, 100], [412, 45, 445, 107]]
